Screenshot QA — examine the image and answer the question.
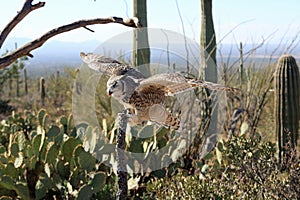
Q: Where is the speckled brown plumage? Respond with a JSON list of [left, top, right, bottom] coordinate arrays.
[[127, 84, 180, 129]]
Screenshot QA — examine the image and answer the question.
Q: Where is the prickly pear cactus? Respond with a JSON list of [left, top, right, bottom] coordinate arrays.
[[0, 109, 108, 199], [274, 54, 300, 164]]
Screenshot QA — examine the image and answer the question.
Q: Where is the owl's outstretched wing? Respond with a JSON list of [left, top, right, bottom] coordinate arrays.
[[185, 77, 238, 92], [137, 73, 237, 96], [80, 52, 144, 78]]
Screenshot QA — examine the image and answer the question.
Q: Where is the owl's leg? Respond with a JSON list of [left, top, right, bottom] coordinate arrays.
[[126, 113, 144, 126], [126, 108, 136, 115]]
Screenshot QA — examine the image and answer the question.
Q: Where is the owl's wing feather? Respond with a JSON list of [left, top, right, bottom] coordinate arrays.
[[80, 52, 133, 76], [186, 78, 238, 92], [138, 73, 195, 96], [138, 73, 237, 96], [140, 73, 187, 84]]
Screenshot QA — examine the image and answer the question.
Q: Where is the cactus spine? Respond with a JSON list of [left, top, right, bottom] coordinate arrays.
[[274, 55, 300, 164]]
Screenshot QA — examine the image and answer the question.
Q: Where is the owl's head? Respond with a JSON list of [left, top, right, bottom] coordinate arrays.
[[106, 76, 124, 100], [106, 75, 140, 101]]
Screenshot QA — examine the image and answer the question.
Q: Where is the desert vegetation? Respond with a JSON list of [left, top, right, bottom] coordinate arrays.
[[0, 0, 299, 199], [0, 44, 299, 200]]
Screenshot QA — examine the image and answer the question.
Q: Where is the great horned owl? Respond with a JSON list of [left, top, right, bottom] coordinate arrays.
[[80, 52, 236, 130]]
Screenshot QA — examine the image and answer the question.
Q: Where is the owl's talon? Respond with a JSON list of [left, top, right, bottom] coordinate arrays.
[[150, 120, 169, 129]]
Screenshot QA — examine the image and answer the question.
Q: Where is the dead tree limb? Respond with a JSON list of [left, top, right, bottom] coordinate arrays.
[[0, 0, 46, 48], [0, 16, 141, 69], [116, 109, 128, 200]]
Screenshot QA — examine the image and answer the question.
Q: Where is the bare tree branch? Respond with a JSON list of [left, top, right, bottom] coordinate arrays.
[[0, 16, 142, 69], [0, 0, 46, 48]]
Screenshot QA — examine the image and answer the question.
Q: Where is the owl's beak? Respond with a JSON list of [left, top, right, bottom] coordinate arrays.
[[107, 89, 113, 96]]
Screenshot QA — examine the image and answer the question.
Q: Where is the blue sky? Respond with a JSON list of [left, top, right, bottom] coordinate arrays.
[[1, 0, 300, 45]]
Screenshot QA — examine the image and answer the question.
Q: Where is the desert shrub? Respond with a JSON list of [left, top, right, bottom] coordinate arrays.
[[144, 134, 300, 199], [0, 100, 13, 115]]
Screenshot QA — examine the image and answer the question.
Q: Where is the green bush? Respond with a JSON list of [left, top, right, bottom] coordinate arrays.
[[0, 100, 13, 116], [144, 134, 300, 199]]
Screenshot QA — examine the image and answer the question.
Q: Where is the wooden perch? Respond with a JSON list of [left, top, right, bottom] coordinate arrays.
[[0, 0, 46, 48], [0, 16, 142, 69]]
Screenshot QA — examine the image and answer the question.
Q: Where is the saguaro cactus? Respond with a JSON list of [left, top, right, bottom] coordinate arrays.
[[199, 0, 218, 158], [274, 55, 300, 164], [40, 77, 46, 106], [200, 0, 217, 81], [24, 68, 28, 95], [133, 0, 150, 77], [55, 70, 60, 106], [16, 69, 20, 97]]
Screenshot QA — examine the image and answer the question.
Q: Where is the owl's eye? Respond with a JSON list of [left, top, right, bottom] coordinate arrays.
[[112, 81, 118, 88]]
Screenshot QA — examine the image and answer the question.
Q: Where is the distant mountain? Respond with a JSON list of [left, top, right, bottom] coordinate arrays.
[[1, 37, 100, 65], [1, 37, 102, 76], [31, 39, 101, 66], [1, 37, 29, 54], [1, 37, 299, 77]]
